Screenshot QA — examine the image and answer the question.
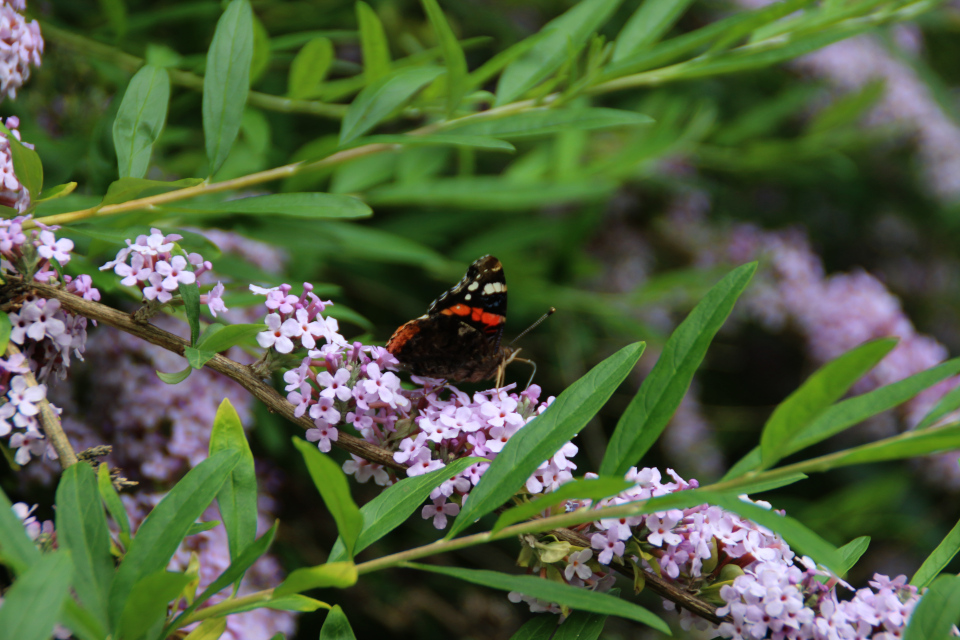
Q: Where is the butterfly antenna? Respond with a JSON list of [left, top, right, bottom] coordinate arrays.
[[510, 307, 556, 346]]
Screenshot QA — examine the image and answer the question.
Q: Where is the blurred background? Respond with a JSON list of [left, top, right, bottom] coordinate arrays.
[[4, 0, 960, 637]]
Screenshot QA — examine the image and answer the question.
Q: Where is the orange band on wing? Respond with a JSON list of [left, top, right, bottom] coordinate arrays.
[[441, 305, 505, 330], [440, 304, 472, 317]]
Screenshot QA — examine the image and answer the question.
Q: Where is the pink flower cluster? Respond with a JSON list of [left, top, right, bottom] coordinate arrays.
[[514, 466, 927, 638], [11, 500, 53, 542], [0, 216, 98, 465], [0, 1, 42, 100], [100, 228, 226, 315], [267, 284, 568, 529], [0, 116, 33, 212], [253, 282, 342, 354]]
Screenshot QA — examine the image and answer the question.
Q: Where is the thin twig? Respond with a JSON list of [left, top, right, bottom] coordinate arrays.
[[4, 342, 78, 468]]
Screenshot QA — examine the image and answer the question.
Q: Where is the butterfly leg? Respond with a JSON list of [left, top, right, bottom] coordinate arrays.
[[511, 357, 538, 390]]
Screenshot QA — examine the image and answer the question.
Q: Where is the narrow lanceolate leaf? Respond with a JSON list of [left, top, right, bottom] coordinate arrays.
[[600, 263, 757, 477], [203, 0, 254, 175], [340, 66, 444, 144], [340, 134, 514, 152], [293, 438, 363, 558], [195, 323, 267, 353], [612, 0, 697, 61], [59, 599, 109, 640], [164, 523, 278, 637], [275, 561, 358, 596], [183, 618, 227, 640], [288, 37, 334, 99], [829, 423, 960, 468], [320, 605, 358, 640], [170, 193, 372, 219], [328, 458, 481, 563], [495, 0, 624, 106], [0, 552, 74, 640], [760, 338, 897, 469], [180, 280, 202, 346], [357, 2, 391, 84], [553, 608, 609, 640], [836, 537, 870, 576], [113, 64, 171, 179], [448, 342, 645, 539], [0, 311, 12, 353], [118, 571, 193, 640], [0, 486, 41, 575], [916, 382, 960, 430], [0, 120, 42, 199], [447, 107, 653, 139], [210, 399, 258, 562], [406, 563, 670, 633], [185, 347, 217, 370], [421, 0, 467, 116], [912, 515, 960, 588], [56, 463, 114, 627], [903, 574, 960, 640], [510, 616, 556, 639], [156, 366, 192, 384], [108, 449, 241, 627], [492, 477, 634, 535], [97, 463, 131, 547], [722, 357, 960, 480]]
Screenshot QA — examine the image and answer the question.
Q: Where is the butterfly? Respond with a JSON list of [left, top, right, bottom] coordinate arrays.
[[386, 255, 521, 386]]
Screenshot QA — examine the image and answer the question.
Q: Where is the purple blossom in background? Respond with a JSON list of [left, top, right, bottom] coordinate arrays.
[[0, 117, 33, 212], [0, 1, 42, 100]]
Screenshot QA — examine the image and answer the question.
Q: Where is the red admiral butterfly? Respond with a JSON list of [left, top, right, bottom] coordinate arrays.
[[387, 255, 517, 385]]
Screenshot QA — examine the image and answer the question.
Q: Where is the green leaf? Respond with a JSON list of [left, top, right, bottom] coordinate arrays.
[[97, 463, 131, 548], [340, 66, 445, 144], [195, 323, 267, 352], [59, 599, 109, 640], [495, 0, 624, 106], [185, 347, 217, 369], [183, 618, 227, 640], [167, 193, 372, 219], [760, 338, 897, 469], [0, 120, 42, 200], [367, 177, 614, 209], [288, 37, 334, 99], [722, 358, 960, 480], [448, 342, 645, 538], [421, 0, 467, 115], [406, 563, 669, 633], [180, 280, 202, 346], [613, 0, 697, 61], [916, 383, 960, 430], [328, 458, 481, 563], [600, 263, 757, 477], [554, 608, 609, 640], [35, 182, 78, 203], [118, 571, 192, 640], [913, 515, 960, 588], [203, 0, 254, 175], [108, 449, 241, 626], [829, 423, 960, 468], [253, 594, 329, 613], [448, 107, 653, 139], [209, 399, 258, 562], [492, 477, 634, 535], [0, 486, 42, 575], [903, 574, 960, 640], [275, 561, 358, 596], [113, 64, 171, 179], [97, 0, 127, 39], [185, 521, 221, 536], [722, 473, 808, 496], [56, 463, 114, 627], [100, 177, 204, 206], [509, 616, 557, 639], [157, 365, 192, 384], [249, 15, 271, 85], [836, 536, 870, 576], [357, 2, 391, 84], [320, 605, 358, 640], [341, 134, 515, 152], [293, 438, 363, 559], [0, 551, 74, 640], [0, 311, 11, 354], [164, 523, 278, 636]]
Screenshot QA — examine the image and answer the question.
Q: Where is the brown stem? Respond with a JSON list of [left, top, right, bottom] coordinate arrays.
[[21, 278, 729, 626], [20, 278, 403, 471], [4, 342, 78, 468]]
